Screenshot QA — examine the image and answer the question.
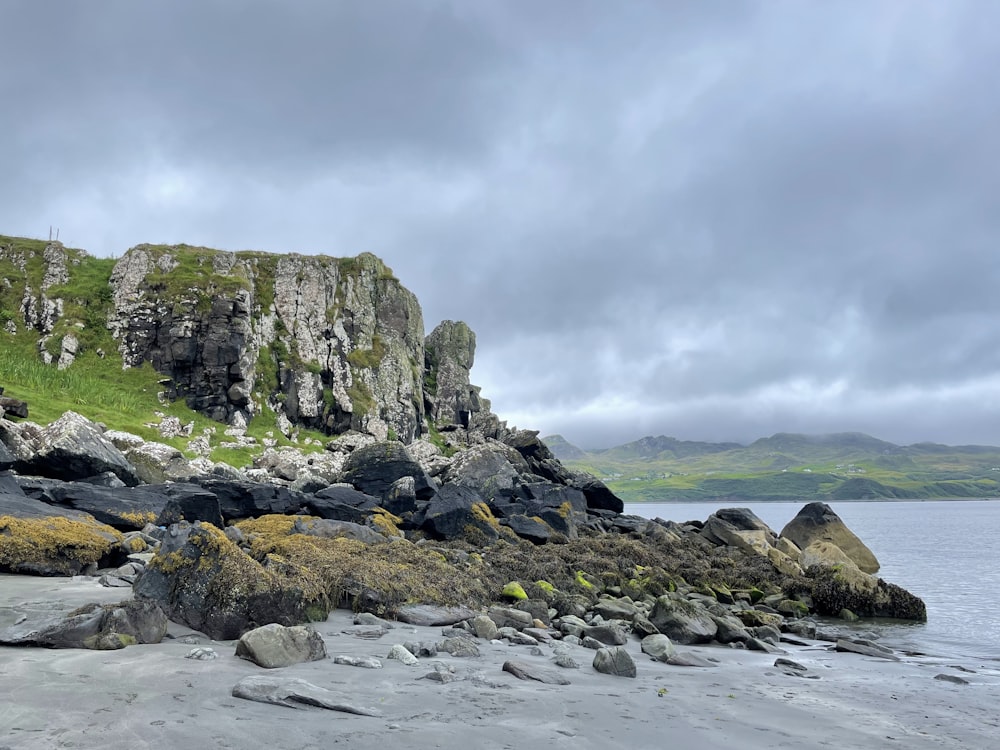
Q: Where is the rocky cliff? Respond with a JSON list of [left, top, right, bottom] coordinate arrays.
[[1, 237, 498, 447]]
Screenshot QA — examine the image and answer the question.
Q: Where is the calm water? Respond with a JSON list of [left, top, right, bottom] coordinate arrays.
[[625, 499, 1000, 664]]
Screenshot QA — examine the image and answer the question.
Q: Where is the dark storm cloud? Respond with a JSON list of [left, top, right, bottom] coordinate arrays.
[[2, 1, 999, 447]]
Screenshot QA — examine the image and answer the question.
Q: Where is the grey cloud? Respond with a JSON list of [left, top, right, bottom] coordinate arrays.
[[2, 1, 999, 448]]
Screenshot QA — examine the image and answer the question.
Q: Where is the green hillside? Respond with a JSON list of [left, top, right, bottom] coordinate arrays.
[[545, 432, 1000, 503]]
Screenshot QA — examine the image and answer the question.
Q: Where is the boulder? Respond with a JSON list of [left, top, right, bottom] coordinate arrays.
[[17, 412, 140, 486], [134, 521, 329, 640], [649, 593, 718, 644], [701, 508, 775, 555], [342, 442, 436, 501], [0, 514, 123, 575], [417, 484, 501, 542], [567, 473, 624, 514], [781, 502, 880, 574], [0, 599, 167, 649], [582, 623, 628, 646], [155, 483, 225, 528], [236, 623, 328, 669], [592, 646, 636, 678], [500, 514, 552, 545], [444, 442, 521, 500], [640, 634, 677, 662], [191, 479, 305, 521], [0, 439, 14, 471], [395, 604, 477, 626], [807, 560, 926, 621], [46, 482, 169, 530]]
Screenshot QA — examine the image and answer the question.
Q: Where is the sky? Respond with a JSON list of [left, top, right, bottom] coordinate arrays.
[[3, 1, 1000, 449]]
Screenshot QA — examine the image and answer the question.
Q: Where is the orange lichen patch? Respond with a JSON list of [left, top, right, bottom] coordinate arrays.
[[0, 515, 123, 574]]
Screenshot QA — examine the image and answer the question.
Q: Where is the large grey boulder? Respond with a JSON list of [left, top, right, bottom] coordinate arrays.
[[649, 593, 719, 644], [134, 521, 329, 640], [640, 634, 677, 662], [46, 482, 169, 530], [236, 623, 328, 669], [781, 502, 880, 574], [18, 412, 140, 486]]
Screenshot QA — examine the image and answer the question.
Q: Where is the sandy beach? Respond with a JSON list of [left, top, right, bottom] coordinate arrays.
[[0, 575, 997, 750]]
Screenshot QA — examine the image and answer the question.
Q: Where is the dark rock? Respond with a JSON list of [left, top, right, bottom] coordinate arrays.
[[501, 514, 551, 545], [502, 659, 571, 685], [231, 676, 382, 715], [808, 564, 926, 621], [0, 599, 167, 648], [236, 623, 328, 669], [438, 636, 480, 657], [47, 482, 169, 530], [134, 521, 328, 640], [649, 593, 718, 644], [592, 597, 640, 622], [191, 479, 305, 521], [781, 502, 880, 574], [342, 442, 436, 501], [567, 473, 624, 514], [155, 483, 225, 528], [0, 395, 29, 419], [592, 646, 636, 677], [418, 484, 499, 542]]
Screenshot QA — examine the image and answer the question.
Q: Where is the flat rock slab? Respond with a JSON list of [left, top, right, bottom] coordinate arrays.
[[232, 676, 382, 715], [396, 604, 477, 626], [835, 639, 900, 661], [667, 651, 718, 668], [502, 659, 571, 685]]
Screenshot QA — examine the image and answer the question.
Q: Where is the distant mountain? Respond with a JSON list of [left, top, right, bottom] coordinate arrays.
[[550, 431, 1000, 503]]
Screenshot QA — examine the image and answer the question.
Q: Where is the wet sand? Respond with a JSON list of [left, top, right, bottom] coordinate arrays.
[[1, 575, 997, 750]]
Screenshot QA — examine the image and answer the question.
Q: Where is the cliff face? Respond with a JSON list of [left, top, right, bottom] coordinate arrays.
[[107, 245, 426, 441], [1, 237, 503, 446]]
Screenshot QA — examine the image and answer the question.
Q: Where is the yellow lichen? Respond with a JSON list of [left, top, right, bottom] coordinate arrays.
[[120, 511, 157, 527], [370, 508, 403, 538], [0, 515, 123, 573]]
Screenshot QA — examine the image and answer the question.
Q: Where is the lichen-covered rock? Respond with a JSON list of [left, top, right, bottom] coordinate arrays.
[[342, 442, 436, 501], [46, 482, 168, 530], [417, 485, 502, 543], [781, 502, 880, 574], [134, 521, 329, 640], [0, 514, 123, 575]]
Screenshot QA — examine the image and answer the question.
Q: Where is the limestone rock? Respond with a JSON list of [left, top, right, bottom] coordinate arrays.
[[781, 502, 880, 574], [236, 623, 328, 669], [592, 646, 636, 678]]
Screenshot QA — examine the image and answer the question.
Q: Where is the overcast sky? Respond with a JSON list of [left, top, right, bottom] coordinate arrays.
[[3, 1, 999, 448]]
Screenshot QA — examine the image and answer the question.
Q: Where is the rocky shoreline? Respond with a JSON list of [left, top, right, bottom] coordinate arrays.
[[3, 408, 996, 748]]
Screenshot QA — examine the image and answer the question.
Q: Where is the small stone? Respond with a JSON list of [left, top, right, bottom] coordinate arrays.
[[934, 673, 970, 685], [333, 655, 383, 669], [185, 647, 219, 660]]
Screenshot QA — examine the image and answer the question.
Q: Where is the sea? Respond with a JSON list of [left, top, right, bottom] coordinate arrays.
[[625, 499, 1000, 665]]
